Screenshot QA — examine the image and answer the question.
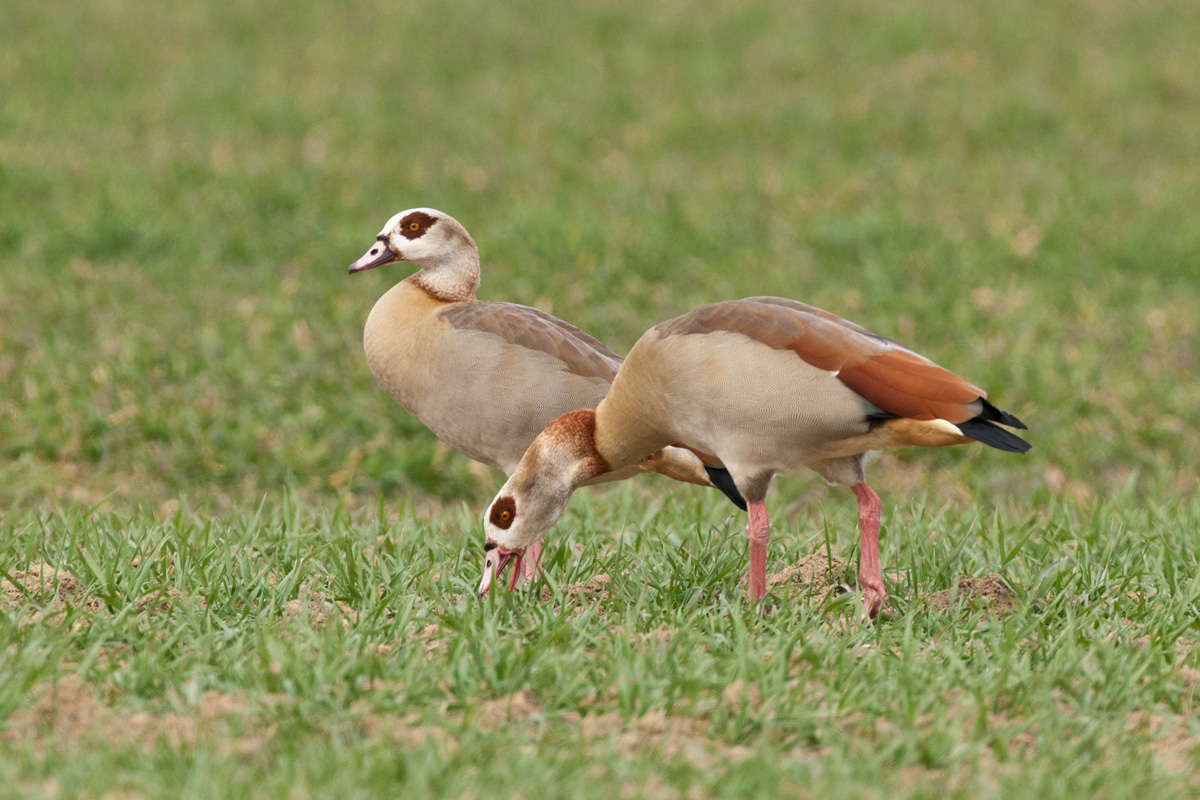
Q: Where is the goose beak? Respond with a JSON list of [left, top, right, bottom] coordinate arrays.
[[348, 239, 399, 274], [477, 547, 524, 596]]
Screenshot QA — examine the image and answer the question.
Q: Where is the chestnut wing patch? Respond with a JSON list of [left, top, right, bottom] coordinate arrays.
[[655, 298, 985, 423], [441, 302, 623, 381]]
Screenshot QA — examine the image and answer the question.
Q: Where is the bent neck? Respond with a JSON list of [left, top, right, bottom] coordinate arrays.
[[407, 250, 480, 303], [587, 400, 672, 483]]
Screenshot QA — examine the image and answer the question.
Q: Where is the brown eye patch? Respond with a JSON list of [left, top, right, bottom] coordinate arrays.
[[489, 496, 516, 530], [398, 211, 438, 240]]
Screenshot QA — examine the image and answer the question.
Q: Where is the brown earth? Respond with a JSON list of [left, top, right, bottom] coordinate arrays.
[[630, 623, 674, 645], [354, 689, 726, 765], [1126, 711, 1200, 774], [282, 591, 357, 630], [8, 677, 1196, 780], [764, 552, 849, 593], [540, 573, 612, 607], [721, 680, 763, 715], [744, 553, 1020, 619], [451, 690, 725, 765], [927, 574, 1016, 614], [1, 564, 102, 622], [3, 675, 273, 757], [3, 564, 211, 621], [474, 689, 544, 729], [136, 587, 208, 613]]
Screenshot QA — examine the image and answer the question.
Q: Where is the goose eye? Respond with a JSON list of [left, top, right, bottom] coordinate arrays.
[[490, 496, 517, 529], [409, 222, 420, 231]]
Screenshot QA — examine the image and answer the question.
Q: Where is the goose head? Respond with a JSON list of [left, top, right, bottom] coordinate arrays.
[[348, 208, 477, 274], [477, 410, 610, 595]]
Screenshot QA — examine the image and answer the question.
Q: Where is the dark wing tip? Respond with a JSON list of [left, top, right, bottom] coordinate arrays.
[[704, 466, 748, 511], [979, 398, 1028, 430], [955, 418, 1031, 453]]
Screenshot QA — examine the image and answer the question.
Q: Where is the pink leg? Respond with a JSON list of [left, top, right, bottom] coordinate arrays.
[[746, 501, 770, 602], [515, 539, 543, 587], [851, 482, 885, 618]]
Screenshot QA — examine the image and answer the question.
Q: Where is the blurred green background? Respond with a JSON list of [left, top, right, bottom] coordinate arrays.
[[1, 0, 1197, 515]]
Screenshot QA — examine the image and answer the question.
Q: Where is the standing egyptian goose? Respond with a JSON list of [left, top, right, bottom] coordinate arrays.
[[477, 297, 1029, 615], [348, 209, 746, 579]]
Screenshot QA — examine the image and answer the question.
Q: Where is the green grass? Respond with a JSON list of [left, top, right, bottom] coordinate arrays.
[[2, 494, 1199, 798], [2, 0, 1199, 796]]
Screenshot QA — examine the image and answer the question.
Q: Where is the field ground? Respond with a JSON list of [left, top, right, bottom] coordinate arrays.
[[2, 0, 1199, 797], [3, 495, 1200, 798]]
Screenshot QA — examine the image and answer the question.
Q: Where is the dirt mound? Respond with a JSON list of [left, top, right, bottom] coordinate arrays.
[[136, 588, 207, 614], [7, 675, 109, 738], [4, 675, 269, 757], [1126, 711, 1199, 773], [356, 690, 544, 748], [3, 564, 86, 606], [356, 710, 444, 750], [282, 592, 357, 630], [562, 709, 716, 763], [360, 693, 722, 763], [631, 623, 673, 645], [475, 690, 543, 730], [540, 573, 611, 605], [927, 574, 1016, 614], [2, 564, 102, 619], [562, 573, 612, 598], [721, 680, 762, 714], [765, 553, 848, 591]]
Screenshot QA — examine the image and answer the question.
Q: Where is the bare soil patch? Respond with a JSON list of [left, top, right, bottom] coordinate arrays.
[[12, 678, 1194, 779], [475, 689, 543, 729], [1, 564, 102, 621], [745, 555, 1020, 621], [764, 553, 848, 593], [1126, 711, 1200, 773], [445, 690, 724, 763], [563, 709, 717, 761], [4, 675, 273, 757], [630, 623, 674, 645], [282, 591, 357, 630], [136, 587, 207, 613], [720, 680, 763, 715], [356, 710, 442, 749], [737, 553, 854, 613], [1178, 666, 1200, 692], [927, 574, 1016, 615], [540, 573, 612, 607], [355, 689, 725, 764]]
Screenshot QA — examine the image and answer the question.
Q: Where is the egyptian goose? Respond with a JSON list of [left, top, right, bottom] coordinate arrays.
[[348, 209, 746, 579], [477, 297, 1029, 615]]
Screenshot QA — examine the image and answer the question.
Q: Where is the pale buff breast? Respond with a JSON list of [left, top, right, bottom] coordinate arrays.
[[363, 280, 445, 413], [363, 281, 612, 472]]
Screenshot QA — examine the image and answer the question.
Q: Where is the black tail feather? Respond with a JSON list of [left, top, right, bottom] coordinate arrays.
[[978, 398, 1027, 430], [704, 466, 748, 511], [956, 418, 1031, 453]]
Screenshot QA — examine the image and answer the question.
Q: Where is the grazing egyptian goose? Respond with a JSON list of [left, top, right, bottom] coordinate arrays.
[[348, 209, 746, 579], [477, 297, 1029, 615]]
